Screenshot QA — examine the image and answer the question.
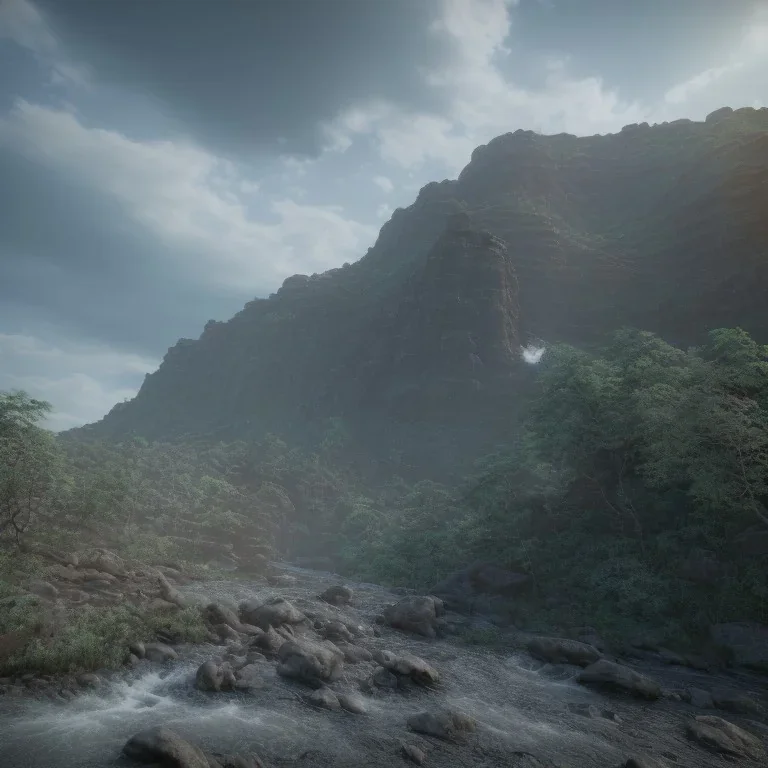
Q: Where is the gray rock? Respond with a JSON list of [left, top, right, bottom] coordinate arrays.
[[143, 642, 178, 662], [338, 693, 367, 714], [372, 666, 399, 688], [378, 650, 439, 686], [686, 715, 765, 760], [276, 638, 343, 687], [319, 585, 353, 606], [338, 643, 373, 664], [79, 549, 126, 577], [76, 672, 100, 688], [240, 596, 305, 630], [204, 603, 244, 632], [322, 620, 354, 643], [527, 636, 601, 667], [306, 686, 341, 710], [196, 660, 225, 692], [383, 596, 444, 638], [687, 687, 714, 709], [234, 664, 265, 691], [129, 641, 146, 659], [402, 744, 426, 765], [407, 709, 476, 742], [577, 660, 661, 700], [123, 726, 210, 768]]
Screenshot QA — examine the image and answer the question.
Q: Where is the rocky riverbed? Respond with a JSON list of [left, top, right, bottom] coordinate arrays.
[[1, 564, 766, 768]]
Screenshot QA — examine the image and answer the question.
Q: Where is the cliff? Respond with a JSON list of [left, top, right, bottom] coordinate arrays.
[[71, 106, 768, 475]]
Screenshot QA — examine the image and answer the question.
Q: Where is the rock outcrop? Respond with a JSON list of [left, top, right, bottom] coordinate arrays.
[[66, 108, 768, 484]]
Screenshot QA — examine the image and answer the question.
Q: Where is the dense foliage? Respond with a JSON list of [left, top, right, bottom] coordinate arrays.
[[341, 328, 768, 645], [2, 325, 767, 655]]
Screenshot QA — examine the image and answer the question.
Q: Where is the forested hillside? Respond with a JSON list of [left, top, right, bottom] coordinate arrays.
[[3, 107, 768, 672], [68, 106, 768, 481]]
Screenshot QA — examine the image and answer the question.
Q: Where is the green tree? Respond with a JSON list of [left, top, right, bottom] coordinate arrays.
[[0, 391, 61, 543]]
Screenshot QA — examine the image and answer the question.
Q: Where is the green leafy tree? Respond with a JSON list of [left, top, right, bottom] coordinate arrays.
[[0, 392, 61, 544]]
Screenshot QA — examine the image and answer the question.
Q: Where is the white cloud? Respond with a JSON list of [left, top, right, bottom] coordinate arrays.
[[0, 100, 377, 291], [662, 7, 768, 113], [321, 0, 645, 172], [375, 203, 392, 220], [0, 332, 158, 431], [373, 175, 394, 193], [0, 0, 90, 86]]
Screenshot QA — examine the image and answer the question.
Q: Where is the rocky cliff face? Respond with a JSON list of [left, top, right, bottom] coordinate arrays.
[[73, 107, 768, 473]]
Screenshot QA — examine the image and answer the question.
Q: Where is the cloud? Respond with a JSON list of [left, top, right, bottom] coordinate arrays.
[[31, 0, 450, 156], [0, 0, 89, 86], [0, 332, 157, 430], [662, 6, 768, 112], [373, 175, 394, 193], [321, 0, 646, 172], [0, 100, 376, 291]]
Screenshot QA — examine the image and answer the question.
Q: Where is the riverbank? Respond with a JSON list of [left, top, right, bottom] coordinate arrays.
[[1, 563, 767, 767]]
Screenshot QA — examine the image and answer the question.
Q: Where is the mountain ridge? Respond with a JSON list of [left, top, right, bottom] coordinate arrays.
[[69, 105, 768, 476]]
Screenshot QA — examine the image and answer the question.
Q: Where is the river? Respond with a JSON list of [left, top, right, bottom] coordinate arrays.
[[1, 566, 766, 767]]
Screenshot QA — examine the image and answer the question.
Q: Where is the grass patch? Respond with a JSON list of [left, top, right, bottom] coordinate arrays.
[[0, 600, 209, 676]]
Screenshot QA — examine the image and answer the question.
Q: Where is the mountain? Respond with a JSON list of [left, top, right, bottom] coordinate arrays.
[[71, 106, 768, 476]]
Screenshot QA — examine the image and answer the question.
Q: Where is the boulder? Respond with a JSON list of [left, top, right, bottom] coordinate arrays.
[[251, 626, 286, 657], [338, 693, 367, 714], [321, 620, 354, 643], [337, 643, 373, 664], [686, 715, 765, 760], [123, 726, 210, 768], [710, 622, 768, 671], [239, 597, 305, 630], [527, 636, 601, 667], [306, 687, 341, 711], [577, 660, 661, 700], [402, 744, 426, 765], [372, 667, 399, 689], [204, 603, 244, 632], [79, 549, 126, 577], [377, 650, 439, 686], [234, 663, 265, 691], [276, 638, 343, 687], [319, 585, 353, 606], [407, 709, 476, 742], [687, 688, 714, 709], [195, 661, 228, 692], [143, 642, 179, 663], [76, 672, 101, 688], [383, 596, 444, 638]]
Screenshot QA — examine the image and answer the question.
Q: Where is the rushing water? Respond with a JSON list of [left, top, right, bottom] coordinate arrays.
[[1, 567, 766, 767]]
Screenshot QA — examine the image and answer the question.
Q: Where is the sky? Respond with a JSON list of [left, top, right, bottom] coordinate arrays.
[[1, 0, 767, 430]]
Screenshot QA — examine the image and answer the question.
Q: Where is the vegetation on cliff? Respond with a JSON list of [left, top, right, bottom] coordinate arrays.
[[3, 325, 767, 656]]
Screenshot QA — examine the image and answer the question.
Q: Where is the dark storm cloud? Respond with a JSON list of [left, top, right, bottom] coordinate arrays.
[[0, 148, 250, 356], [33, 0, 452, 158]]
